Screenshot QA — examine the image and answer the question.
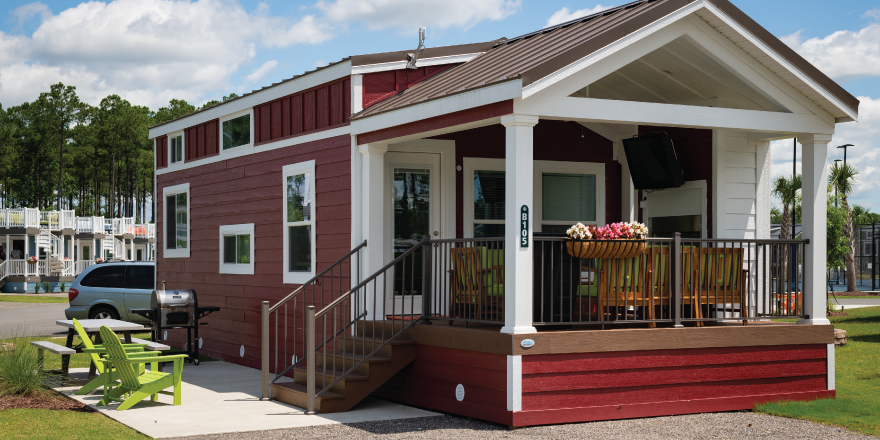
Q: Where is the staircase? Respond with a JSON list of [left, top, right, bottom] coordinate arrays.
[[47, 256, 65, 275], [263, 239, 427, 414], [271, 324, 416, 413]]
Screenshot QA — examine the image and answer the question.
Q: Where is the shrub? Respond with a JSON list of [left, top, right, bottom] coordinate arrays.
[[0, 330, 53, 396], [42, 282, 51, 293], [58, 281, 66, 292], [33, 283, 40, 294]]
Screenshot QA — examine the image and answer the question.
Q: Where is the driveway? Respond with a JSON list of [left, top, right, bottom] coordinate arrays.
[[0, 303, 70, 337], [832, 297, 880, 310]]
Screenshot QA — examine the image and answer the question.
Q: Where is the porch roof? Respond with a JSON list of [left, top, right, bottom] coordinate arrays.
[[352, 0, 859, 122]]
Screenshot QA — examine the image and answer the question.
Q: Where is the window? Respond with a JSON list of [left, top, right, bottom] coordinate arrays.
[[541, 173, 597, 233], [169, 134, 183, 164], [222, 114, 250, 150], [123, 264, 154, 290], [283, 160, 316, 284], [163, 183, 190, 258], [219, 223, 254, 274], [473, 170, 505, 238], [80, 265, 125, 288]]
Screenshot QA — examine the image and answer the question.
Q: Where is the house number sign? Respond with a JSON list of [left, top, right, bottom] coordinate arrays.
[[520, 205, 529, 248]]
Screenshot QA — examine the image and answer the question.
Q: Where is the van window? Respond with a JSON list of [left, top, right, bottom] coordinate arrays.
[[124, 265, 154, 290], [80, 266, 125, 288]]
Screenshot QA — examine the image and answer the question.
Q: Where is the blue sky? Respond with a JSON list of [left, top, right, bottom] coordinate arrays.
[[2, 0, 880, 210]]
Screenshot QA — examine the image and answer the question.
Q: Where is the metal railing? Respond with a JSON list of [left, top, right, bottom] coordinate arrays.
[[261, 240, 367, 400], [531, 235, 808, 326]]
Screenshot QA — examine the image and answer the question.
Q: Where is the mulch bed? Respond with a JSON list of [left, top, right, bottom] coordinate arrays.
[[831, 291, 880, 296], [0, 390, 94, 413], [828, 311, 849, 317]]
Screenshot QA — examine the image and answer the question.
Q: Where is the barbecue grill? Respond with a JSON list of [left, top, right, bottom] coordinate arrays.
[[131, 287, 219, 365]]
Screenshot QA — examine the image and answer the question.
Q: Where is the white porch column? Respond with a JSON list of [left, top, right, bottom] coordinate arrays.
[[359, 142, 388, 321], [799, 134, 832, 325], [501, 114, 539, 335]]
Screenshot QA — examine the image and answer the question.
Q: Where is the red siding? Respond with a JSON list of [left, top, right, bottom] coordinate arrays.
[[252, 78, 350, 148], [156, 134, 351, 368], [156, 136, 168, 168], [433, 119, 620, 238], [184, 119, 220, 163], [362, 64, 455, 109], [637, 126, 713, 237], [373, 345, 511, 425]]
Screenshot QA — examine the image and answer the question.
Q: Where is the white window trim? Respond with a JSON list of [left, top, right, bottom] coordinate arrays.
[[283, 160, 316, 284], [219, 223, 255, 275], [162, 182, 190, 259], [463, 158, 606, 237], [166, 130, 185, 171], [219, 108, 255, 155]]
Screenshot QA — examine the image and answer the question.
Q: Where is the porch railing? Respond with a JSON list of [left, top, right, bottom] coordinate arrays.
[[61, 210, 75, 230], [75, 260, 94, 274], [75, 216, 104, 234], [0, 208, 40, 228]]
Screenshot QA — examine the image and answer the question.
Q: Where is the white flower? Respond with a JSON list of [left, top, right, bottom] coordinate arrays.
[[566, 222, 592, 240]]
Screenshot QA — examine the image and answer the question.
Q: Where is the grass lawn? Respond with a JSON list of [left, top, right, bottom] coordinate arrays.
[[756, 306, 880, 436], [0, 409, 149, 439], [0, 295, 68, 304]]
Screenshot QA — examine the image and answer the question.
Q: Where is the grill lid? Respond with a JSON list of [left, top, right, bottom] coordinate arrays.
[[151, 289, 195, 309]]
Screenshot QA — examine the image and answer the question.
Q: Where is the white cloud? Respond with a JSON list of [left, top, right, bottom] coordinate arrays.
[[545, 5, 613, 28], [245, 60, 279, 83], [781, 23, 880, 82], [0, 0, 332, 109], [315, 0, 521, 31], [314, 60, 328, 68], [770, 97, 880, 211], [863, 9, 880, 20]]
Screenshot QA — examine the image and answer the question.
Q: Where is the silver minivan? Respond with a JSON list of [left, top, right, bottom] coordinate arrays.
[[64, 261, 154, 323]]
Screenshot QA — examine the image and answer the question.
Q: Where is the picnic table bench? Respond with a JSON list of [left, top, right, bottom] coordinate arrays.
[[31, 341, 75, 371]]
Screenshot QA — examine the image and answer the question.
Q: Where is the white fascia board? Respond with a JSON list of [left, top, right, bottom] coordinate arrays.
[[516, 96, 835, 135], [351, 79, 522, 138], [522, 0, 706, 100], [351, 53, 482, 75], [156, 125, 350, 176], [149, 60, 352, 139], [701, 1, 858, 122]]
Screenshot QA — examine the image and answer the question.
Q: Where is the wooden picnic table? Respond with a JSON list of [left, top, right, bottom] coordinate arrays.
[[55, 319, 164, 378]]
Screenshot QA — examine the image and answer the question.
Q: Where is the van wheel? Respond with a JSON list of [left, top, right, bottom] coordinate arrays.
[[89, 306, 119, 320]]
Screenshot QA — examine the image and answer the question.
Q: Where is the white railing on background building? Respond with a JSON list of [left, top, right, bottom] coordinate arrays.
[[75, 216, 104, 234], [122, 217, 134, 235], [148, 223, 156, 239], [63, 260, 74, 276], [61, 210, 75, 230], [75, 260, 94, 274], [0, 208, 40, 228], [39, 211, 61, 230]]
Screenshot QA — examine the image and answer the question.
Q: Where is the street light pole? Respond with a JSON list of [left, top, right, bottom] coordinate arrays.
[[834, 159, 842, 207], [837, 143, 853, 165]]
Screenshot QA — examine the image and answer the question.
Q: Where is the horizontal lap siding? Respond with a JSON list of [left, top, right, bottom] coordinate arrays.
[[156, 134, 351, 368], [435, 120, 619, 238], [637, 126, 712, 237], [520, 345, 828, 411], [374, 345, 510, 423], [254, 78, 351, 147]]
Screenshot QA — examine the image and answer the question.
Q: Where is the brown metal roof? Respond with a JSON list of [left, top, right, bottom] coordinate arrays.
[[350, 40, 503, 67], [353, 0, 858, 120]]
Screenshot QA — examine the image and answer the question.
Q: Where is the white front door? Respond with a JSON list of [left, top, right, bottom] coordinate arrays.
[[385, 152, 441, 317]]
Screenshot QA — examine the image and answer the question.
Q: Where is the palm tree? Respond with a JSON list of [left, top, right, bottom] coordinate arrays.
[[829, 162, 859, 291], [771, 175, 801, 295]]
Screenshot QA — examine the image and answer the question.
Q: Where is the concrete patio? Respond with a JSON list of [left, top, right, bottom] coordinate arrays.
[[56, 361, 438, 439]]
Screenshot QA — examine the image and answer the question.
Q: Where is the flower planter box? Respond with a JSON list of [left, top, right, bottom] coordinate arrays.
[[566, 239, 647, 259]]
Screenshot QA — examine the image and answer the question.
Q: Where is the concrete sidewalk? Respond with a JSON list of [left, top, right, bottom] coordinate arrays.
[[57, 361, 437, 438]]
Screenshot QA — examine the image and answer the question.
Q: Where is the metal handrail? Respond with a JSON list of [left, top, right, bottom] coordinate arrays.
[[270, 241, 368, 313]]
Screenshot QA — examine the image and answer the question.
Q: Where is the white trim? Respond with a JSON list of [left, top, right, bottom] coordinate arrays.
[[283, 160, 317, 285], [352, 74, 363, 114], [516, 96, 834, 135], [700, 2, 857, 122], [351, 53, 482, 75], [219, 108, 255, 155], [463, 158, 505, 238], [156, 126, 351, 176], [162, 183, 190, 259], [507, 355, 522, 412], [534, 161, 606, 232], [522, 1, 705, 99], [351, 79, 522, 136], [827, 343, 835, 390], [167, 131, 185, 169], [149, 60, 352, 138], [218, 223, 255, 275]]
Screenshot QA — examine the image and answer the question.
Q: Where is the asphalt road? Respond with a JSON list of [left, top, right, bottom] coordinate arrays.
[[0, 303, 70, 337]]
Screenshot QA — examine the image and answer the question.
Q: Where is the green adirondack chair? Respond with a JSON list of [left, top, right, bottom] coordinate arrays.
[[93, 325, 188, 411], [72, 318, 154, 395]]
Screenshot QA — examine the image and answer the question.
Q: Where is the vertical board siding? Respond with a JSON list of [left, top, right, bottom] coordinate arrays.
[[156, 134, 351, 368], [520, 345, 828, 411], [156, 136, 168, 168], [252, 78, 350, 148], [362, 64, 455, 109], [184, 119, 220, 163], [374, 345, 510, 424], [434, 120, 620, 238], [637, 126, 713, 237]]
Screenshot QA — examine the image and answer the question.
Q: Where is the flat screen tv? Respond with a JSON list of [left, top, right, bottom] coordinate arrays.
[[622, 132, 685, 190]]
